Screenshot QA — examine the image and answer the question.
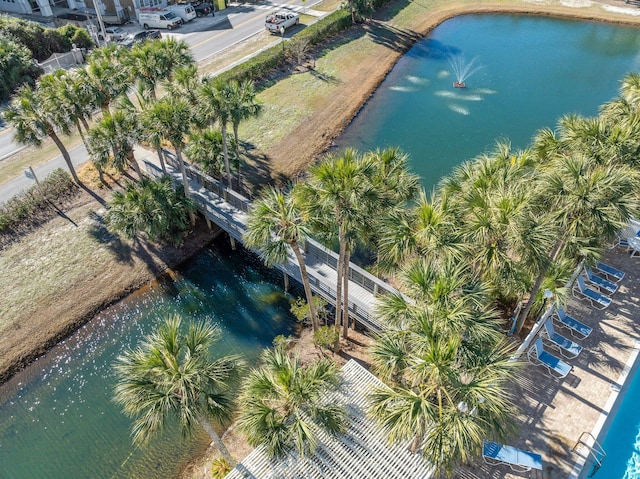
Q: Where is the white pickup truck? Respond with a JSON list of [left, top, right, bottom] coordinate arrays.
[[265, 11, 299, 34]]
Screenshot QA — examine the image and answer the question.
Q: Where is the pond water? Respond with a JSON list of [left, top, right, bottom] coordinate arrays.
[[0, 240, 297, 479], [337, 14, 640, 190]]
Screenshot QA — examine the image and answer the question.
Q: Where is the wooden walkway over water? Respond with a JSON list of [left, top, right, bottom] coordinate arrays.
[[144, 155, 403, 331]]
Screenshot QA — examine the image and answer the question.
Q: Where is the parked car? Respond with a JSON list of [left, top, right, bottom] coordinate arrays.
[[98, 26, 127, 41], [265, 11, 299, 34], [189, 1, 214, 17], [118, 30, 162, 47], [138, 9, 182, 30]]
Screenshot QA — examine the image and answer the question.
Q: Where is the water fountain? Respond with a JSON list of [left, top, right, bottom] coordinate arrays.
[[448, 54, 482, 88]]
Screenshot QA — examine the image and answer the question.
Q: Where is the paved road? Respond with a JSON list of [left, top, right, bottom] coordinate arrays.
[[0, 0, 325, 205]]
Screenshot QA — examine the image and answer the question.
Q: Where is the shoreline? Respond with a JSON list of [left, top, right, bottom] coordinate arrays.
[[262, 0, 640, 179]]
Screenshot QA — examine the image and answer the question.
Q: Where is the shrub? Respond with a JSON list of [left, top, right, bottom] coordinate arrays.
[[216, 9, 352, 85], [0, 36, 42, 102], [210, 457, 231, 478], [313, 325, 339, 355], [290, 296, 329, 326], [0, 169, 79, 247]]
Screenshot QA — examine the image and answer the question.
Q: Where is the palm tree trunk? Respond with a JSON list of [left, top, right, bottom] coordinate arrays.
[[222, 123, 232, 189], [333, 229, 347, 352], [514, 238, 564, 334], [127, 149, 143, 179], [342, 246, 350, 340], [292, 241, 318, 331], [233, 123, 241, 189], [196, 413, 235, 466], [48, 128, 79, 183], [75, 120, 87, 149], [175, 147, 196, 226], [156, 147, 167, 176], [80, 115, 90, 132]]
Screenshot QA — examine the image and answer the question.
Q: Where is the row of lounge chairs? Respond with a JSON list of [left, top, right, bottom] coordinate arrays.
[[572, 261, 625, 310], [529, 261, 624, 380], [492, 261, 626, 473]]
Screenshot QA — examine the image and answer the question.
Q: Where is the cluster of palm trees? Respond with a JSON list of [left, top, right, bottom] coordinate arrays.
[[5, 39, 261, 222], [238, 73, 640, 475], [92, 57, 640, 474]]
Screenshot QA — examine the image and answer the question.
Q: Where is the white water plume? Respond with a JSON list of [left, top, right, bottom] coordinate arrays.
[[405, 75, 430, 85], [448, 104, 470, 115], [389, 85, 418, 92], [447, 53, 482, 84]]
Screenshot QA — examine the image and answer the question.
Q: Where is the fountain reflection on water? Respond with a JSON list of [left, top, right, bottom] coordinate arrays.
[[0, 241, 298, 479]]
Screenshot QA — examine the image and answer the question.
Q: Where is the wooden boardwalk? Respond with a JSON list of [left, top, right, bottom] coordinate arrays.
[[144, 155, 403, 331]]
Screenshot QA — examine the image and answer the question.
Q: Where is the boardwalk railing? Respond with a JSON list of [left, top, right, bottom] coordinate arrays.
[[145, 155, 404, 331]]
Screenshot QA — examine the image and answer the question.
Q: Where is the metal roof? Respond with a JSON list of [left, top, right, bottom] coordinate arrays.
[[225, 360, 433, 479]]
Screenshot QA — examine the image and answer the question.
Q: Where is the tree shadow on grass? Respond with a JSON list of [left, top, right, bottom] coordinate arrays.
[[365, 20, 423, 54], [87, 210, 134, 264], [240, 147, 290, 196]]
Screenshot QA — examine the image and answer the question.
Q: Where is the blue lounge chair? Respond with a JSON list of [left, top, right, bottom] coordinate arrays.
[[542, 319, 582, 358], [573, 276, 612, 310], [552, 305, 592, 340], [527, 338, 572, 379], [583, 267, 618, 295], [482, 440, 543, 472], [594, 262, 624, 283]]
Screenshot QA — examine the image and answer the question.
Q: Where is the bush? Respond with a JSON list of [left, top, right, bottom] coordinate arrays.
[[290, 296, 329, 326], [210, 458, 231, 478], [0, 36, 42, 102], [216, 9, 352, 85], [313, 325, 339, 355], [0, 169, 79, 247]]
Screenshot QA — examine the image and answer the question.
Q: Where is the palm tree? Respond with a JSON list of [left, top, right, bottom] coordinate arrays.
[[105, 176, 196, 245], [5, 84, 79, 182], [128, 38, 194, 101], [514, 153, 640, 333], [186, 128, 237, 180], [87, 104, 143, 179], [164, 64, 201, 106], [198, 79, 235, 188], [80, 44, 130, 114], [441, 145, 554, 304], [376, 190, 463, 271], [369, 258, 518, 477], [113, 316, 243, 464], [244, 186, 319, 331], [142, 95, 196, 223], [237, 345, 347, 458], [38, 70, 93, 150], [227, 80, 261, 186], [297, 149, 374, 342]]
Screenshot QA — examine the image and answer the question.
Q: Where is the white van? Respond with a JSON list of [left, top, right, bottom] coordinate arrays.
[[166, 4, 197, 22], [138, 9, 182, 30]]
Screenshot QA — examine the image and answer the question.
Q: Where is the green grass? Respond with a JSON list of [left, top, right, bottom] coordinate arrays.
[[0, 205, 112, 331]]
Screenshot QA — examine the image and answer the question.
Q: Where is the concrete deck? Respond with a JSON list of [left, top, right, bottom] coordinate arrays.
[[456, 247, 640, 479]]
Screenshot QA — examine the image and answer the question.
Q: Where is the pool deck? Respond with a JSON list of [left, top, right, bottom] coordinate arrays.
[[456, 247, 640, 479]]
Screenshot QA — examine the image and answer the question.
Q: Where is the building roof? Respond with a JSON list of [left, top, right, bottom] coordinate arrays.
[[225, 360, 433, 479]]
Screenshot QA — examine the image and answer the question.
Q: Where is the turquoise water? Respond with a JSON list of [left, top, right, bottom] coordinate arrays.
[[337, 15, 640, 191], [0, 241, 297, 479], [593, 358, 640, 478]]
